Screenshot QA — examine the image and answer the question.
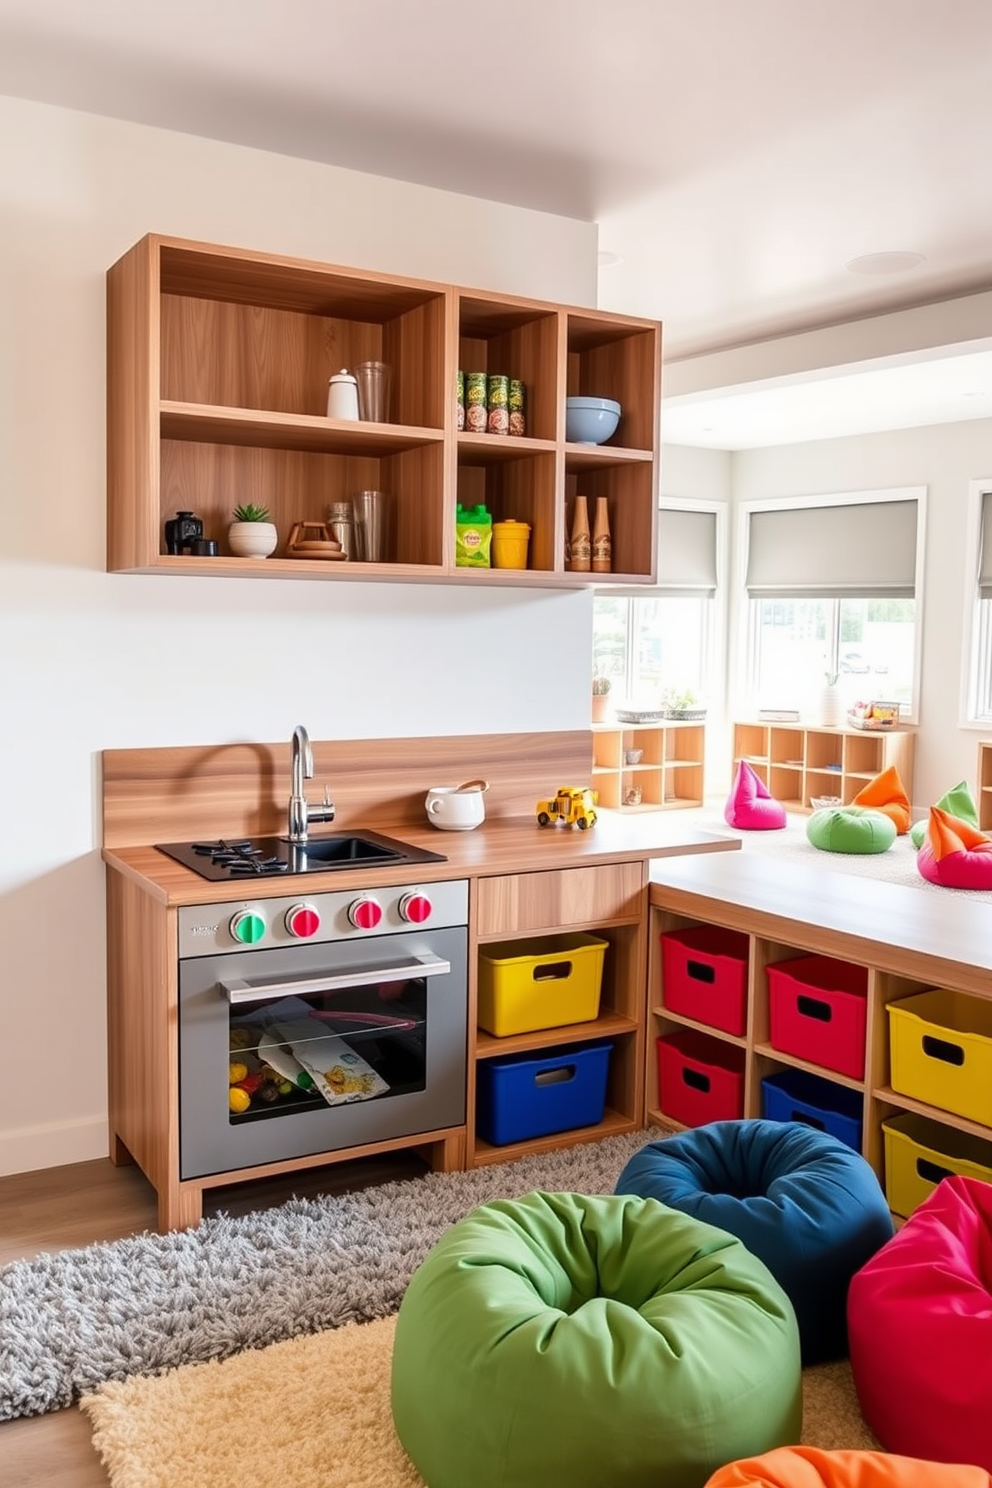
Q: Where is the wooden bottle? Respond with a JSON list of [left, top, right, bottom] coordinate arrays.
[[568, 495, 591, 572], [592, 497, 612, 573]]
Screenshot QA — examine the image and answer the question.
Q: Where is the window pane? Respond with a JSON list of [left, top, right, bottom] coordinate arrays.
[[593, 595, 710, 708], [838, 598, 915, 710], [592, 597, 630, 694], [751, 597, 915, 714]]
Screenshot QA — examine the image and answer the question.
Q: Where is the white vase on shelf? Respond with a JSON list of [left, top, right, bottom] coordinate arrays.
[[819, 678, 844, 727]]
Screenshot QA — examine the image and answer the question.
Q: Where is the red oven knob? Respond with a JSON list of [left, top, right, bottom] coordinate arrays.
[[285, 903, 320, 938], [230, 909, 266, 945], [399, 891, 432, 924], [348, 896, 382, 931]]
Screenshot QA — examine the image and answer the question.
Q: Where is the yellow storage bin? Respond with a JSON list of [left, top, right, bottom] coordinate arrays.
[[478, 933, 608, 1037], [887, 989, 992, 1125], [883, 1111, 992, 1218]]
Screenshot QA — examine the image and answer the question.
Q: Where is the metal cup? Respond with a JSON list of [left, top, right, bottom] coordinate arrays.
[[354, 490, 390, 562], [354, 361, 392, 423]]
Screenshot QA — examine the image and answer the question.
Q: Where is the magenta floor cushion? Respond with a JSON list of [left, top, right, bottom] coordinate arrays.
[[725, 760, 787, 831], [917, 806, 992, 889], [847, 1175, 992, 1470]]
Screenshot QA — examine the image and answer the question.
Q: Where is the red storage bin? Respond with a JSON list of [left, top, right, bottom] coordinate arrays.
[[661, 926, 749, 1036], [766, 955, 868, 1079], [657, 1029, 745, 1127]]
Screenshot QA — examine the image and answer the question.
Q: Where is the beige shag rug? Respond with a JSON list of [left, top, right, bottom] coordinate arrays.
[[81, 1313, 879, 1488]]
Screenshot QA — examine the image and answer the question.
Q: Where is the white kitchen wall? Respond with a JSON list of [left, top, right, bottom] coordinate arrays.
[[0, 94, 598, 1175], [730, 419, 992, 809]]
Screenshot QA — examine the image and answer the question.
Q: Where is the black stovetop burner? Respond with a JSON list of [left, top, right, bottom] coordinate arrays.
[[154, 831, 446, 882]]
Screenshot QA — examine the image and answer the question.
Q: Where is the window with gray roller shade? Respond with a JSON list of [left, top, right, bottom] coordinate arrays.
[[603, 507, 718, 598], [978, 489, 992, 600], [745, 498, 918, 599]]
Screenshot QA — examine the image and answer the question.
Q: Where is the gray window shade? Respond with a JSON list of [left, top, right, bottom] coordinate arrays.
[[745, 499, 918, 599], [978, 490, 992, 600], [657, 508, 718, 595], [597, 506, 718, 598]]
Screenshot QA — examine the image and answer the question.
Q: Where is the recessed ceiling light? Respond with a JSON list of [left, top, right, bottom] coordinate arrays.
[[597, 250, 624, 268], [845, 251, 927, 276]]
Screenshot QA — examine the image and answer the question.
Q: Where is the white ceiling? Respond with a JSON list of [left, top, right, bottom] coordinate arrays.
[[3, 0, 991, 448]]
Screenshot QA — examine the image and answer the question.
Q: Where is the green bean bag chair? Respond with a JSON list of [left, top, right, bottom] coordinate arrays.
[[910, 780, 979, 848], [391, 1190, 802, 1488], [806, 804, 896, 854]]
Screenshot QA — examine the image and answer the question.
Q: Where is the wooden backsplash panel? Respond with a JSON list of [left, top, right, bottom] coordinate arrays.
[[102, 731, 594, 846]]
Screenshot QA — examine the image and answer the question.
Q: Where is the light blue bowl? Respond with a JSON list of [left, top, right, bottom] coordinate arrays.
[[566, 396, 621, 445]]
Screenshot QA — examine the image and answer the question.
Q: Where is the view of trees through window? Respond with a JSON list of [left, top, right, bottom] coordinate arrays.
[[593, 595, 710, 709], [752, 597, 916, 715]]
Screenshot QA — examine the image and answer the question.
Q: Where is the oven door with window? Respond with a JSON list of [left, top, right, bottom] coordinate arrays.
[[178, 924, 467, 1179]]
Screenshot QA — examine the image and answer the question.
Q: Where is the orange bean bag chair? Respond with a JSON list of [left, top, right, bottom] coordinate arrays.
[[851, 765, 911, 834], [706, 1446, 992, 1488], [917, 806, 992, 889]]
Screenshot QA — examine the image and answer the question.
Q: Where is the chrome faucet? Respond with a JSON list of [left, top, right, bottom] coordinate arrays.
[[288, 724, 335, 844]]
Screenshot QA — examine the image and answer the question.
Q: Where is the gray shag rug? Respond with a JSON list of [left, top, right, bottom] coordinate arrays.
[[1, 1129, 667, 1421]]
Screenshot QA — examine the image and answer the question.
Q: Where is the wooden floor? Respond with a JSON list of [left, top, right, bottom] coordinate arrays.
[[0, 1150, 428, 1487]]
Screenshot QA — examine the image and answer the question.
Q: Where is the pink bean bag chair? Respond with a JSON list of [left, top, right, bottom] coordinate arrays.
[[917, 806, 992, 889], [851, 764, 911, 835], [725, 760, 787, 831], [847, 1175, 992, 1471], [706, 1446, 992, 1488]]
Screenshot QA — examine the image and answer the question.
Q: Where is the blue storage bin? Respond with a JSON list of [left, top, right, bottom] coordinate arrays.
[[476, 1041, 613, 1146], [761, 1067, 863, 1151]]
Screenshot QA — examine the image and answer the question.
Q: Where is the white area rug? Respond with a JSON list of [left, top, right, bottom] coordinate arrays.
[[678, 801, 992, 904]]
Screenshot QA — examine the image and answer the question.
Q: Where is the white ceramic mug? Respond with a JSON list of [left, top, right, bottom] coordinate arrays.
[[425, 785, 486, 831]]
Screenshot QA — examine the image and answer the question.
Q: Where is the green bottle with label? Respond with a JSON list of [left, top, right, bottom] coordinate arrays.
[[455, 503, 493, 567]]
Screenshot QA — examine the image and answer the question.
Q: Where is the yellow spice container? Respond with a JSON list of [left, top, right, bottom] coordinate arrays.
[[492, 519, 531, 569]]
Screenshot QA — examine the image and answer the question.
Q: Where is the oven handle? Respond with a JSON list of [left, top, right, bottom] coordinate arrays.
[[218, 953, 451, 1005]]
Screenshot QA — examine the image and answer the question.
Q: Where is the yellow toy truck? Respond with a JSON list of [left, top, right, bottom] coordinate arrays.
[[536, 786, 599, 830]]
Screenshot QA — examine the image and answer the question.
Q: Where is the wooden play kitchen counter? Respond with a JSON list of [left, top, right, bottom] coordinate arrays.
[[103, 730, 737, 1231], [647, 851, 992, 1213]]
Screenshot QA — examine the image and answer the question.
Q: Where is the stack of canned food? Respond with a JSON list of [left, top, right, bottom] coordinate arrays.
[[457, 371, 526, 436]]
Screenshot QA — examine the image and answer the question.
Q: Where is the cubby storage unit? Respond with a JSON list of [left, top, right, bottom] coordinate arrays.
[[647, 849, 992, 1219], [978, 740, 992, 830], [107, 234, 661, 587], [470, 861, 648, 1167], [732, 721, 915, 811], [591, 721, 705, 811]]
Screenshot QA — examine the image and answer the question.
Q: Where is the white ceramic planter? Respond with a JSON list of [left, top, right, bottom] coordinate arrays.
[[228, 521, 278, 559], [820, 683, 844, 727]]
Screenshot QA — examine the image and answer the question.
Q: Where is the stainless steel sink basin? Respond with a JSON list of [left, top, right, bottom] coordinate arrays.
[[154, 830, 446, 881], [285, 832, 435, 869]]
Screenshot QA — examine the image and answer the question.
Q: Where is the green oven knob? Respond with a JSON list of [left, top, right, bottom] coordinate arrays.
[[230, 909, 266, 945]]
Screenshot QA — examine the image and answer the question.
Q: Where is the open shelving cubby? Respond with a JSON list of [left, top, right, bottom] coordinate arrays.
[[107, 234, 662, 589], [732, 720, 915, 811]]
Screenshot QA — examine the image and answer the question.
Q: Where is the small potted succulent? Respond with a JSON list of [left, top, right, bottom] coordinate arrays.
[[228, 503, 278, 559], [591, 674, 612, 724]]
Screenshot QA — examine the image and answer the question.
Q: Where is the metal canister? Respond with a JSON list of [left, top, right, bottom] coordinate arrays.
[[465, 371, 488, 433], [508, 378, 526, 437], [326, 500, 356, 560], [455, 370, 465, 432], [487, 373, 509, 435]]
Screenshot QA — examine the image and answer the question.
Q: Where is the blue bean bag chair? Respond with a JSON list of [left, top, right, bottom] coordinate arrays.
[[392, 1189, 802, 1488], [615, 1120, 894, 1363]]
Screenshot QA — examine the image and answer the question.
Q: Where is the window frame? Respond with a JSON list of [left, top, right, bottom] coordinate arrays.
[[592, 497, 727, 710], [962, 477, 992, 725], [733, 486, 927, 724]]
